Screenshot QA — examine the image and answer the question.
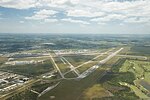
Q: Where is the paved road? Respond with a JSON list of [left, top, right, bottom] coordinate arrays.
[[38, 82, 60, 97], [61, 57, 80, 76], [116, 55, 147, 60], [49, 54, 64, 79], [98, 48, 123, 64], [77, 48, 123, 79], [60, 57, 66, 64], [63, 48, 115, 75], [0, 79, 40, 100]]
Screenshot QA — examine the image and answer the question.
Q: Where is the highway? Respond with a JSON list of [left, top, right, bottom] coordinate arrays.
[[0, 79, 41, 100]]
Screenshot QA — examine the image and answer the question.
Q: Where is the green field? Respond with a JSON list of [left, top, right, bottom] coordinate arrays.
[[119, 60, 150, 99], [38, 68, 107, 100], [54, 57, 70, 73], [38, 56, 121, 100], [77, 61, 98, 73], [119, 60, 150, 82], [0, 60, 54, 76], [16, 56, 50, 61], [130, 46, 150, 56], [120, 82, 149, 99], [0, 56, 8, 65], [64, 55, 95, 67]]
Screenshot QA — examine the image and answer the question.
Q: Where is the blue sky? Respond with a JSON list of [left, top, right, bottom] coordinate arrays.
[[0, 0, 150, 34]]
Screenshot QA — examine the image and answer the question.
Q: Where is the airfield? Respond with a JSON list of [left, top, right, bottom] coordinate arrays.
[[0, 46, 149, 100]]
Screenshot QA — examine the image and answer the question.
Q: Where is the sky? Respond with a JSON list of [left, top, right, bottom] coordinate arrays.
[[0, 0, 150, 34]]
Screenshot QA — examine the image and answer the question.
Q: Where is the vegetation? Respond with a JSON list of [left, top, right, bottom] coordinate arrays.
[[0, 56, 8, 66], [38, 68, 105, 100], [0, 60, 54, 76], [83, 84, 112, 99], [99, 58, 139, 100], [6, 89, 38, 100]]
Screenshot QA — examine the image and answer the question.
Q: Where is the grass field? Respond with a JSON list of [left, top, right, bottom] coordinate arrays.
[[130, 46, 150, 56], [119, 60, 150, 99], [83, 84, 113, 99], [120, 82, 149, 99], [77, 61, 98, 73], [0, 56, 8, 65], [0, 60, 54, 76], [38, 68, 106, 100], [16, 56, 50, 61], [53, 57, 70, 73], [119, 60, 150, 82], [64, 55, 95, 67], [38, 56, 121, 100]]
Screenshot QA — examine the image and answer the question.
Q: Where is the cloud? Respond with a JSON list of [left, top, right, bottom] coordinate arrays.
[[0, 0, 37, 9], [91, 14, 126, 23], [0, 0, 150, 25], [67, 9, 104, 17], [124, 17, 150, 23], [19, 21, 24, 23], [25, 9, 57, 20], [61, 18, 89, 24], [44, 18, 58, 22]]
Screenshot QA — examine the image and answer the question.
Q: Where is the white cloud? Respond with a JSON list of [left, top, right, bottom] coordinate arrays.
[[0, 0, 37, 9], [19, 21, 24, 23], [124, 17, 150, 23], [44, 19, 58, 22], [1, 0, 150, 25], [61, 18, 89, 24], [91, 14, 126, 22], [67, 9, 104, 17], [25, 9, 57, 20]]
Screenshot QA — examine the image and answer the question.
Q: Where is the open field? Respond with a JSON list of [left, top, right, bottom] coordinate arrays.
[[118, 59, 150, 99], [99, 58, 139, 100], [15, 56, 50, 61], [0, 60, 54, 76], [0, 56, 8, 66], [0, 34, 150, 100], [53, 57, 70, 73], [119, 60, 150, 82], [120, 82, 149, 99], [38, 68, 106, 100], [83, 84, 113, 100], [64, 55, 96, 67], [38, 55, 121, 100], [77, 61, 98, 73], [130, 46, 150, 56]]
